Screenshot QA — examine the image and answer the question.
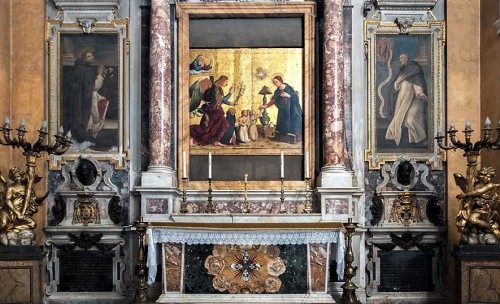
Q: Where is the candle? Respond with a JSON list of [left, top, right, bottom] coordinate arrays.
[[305, 151, 310, 179], [41, 120, 48, 130], [280, 150, 284, 179], [485, 117, 491, 127], [66, 130, 72, 141], [244, 174, 248, 183], [4, 116, 10, 125], [182, 151, 187, 179], [465, 119, 471, 128], [208, 152, 212, 179], [449, 120, 455, 130]]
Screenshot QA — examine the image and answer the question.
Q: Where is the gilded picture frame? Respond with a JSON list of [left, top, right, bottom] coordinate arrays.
[[46, 19, 129, 170], [364, 20, 446, 170], [177, 2, 316, 189]]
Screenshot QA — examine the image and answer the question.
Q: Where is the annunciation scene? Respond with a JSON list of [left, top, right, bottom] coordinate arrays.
[[188, 48, 304, 156]]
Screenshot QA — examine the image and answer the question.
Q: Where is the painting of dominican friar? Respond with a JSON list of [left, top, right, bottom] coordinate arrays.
[[60, 33, 120, 152], [188, 49, 304, 154], [374, 35, 432, 153]]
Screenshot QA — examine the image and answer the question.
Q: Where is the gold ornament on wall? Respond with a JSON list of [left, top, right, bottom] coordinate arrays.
[[204, 244, 286, 294], [388, 192, 422, 226]]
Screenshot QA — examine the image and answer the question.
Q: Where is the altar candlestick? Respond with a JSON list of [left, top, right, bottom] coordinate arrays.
[[305, 151, 310, 179], [208, 152, 212, 179], [280, 150, 284, 179], [182, 151, 187, 179]]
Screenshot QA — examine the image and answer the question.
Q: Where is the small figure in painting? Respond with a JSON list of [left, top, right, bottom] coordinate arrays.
[[260, 76, 303, 142], [385, 53, 427, 146], [237, 110, 251, 143], [455, 167, 500, 244], [189, 55, 212, 74], [220, 107, 237, 146], [248, 109, 260, 141]]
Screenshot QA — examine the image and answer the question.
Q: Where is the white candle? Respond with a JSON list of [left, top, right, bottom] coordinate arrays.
[[305, 151, 310, 179], [182, 151, 187, 179], [244, 174, 248, 183], [208, 152, 212, 179], [280, 150, 284, 179]]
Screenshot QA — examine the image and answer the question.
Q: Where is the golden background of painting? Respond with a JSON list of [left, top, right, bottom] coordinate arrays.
[[189, 48, 303, 130]]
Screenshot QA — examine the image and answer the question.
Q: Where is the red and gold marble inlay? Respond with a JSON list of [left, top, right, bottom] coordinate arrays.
[[204, 244, 286, 294]]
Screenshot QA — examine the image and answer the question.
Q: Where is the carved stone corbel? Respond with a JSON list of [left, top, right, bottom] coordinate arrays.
[[395, 17, 414, 34], [78, 18, 96, 34]]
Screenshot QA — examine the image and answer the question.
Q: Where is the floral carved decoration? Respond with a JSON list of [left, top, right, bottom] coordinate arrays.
[[204, 244, 286, 294]]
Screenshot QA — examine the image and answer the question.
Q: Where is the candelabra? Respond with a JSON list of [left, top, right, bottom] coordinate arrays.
[[435, 118, 500, 244], [339, 218, 361, 304], [180, 177, 188, 213], [278, 178, 286, 213], [0, 118, 71, 156], [303, 177, 313, 213], [132, 217, 149, 304], [435, 118, 500, 192], [206, 178, 215, 213], [0, 118, 71, 237]]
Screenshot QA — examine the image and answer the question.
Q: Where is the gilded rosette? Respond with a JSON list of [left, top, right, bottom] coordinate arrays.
[[204, 244, 286, 294]]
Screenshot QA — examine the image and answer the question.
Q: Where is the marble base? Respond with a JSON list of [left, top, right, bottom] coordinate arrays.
[[156, 293, 336, 303], [317, 165, 354, 188], [45, 292, 126, 304], [171, 213, 324, 223], [0, 246, 45, 304], [453, 245, 500, 304], [141, 167, 177, 188]]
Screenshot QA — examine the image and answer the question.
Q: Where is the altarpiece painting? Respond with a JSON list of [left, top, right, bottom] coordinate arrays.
[[178, 3, 315, 187]]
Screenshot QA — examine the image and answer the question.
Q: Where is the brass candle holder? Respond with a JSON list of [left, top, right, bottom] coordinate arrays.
[[132, 217, 149, 304], [180, 177, 188, 213], [303, 177, 313, 213], [339, 218, 361, 304], [242, 174, 249, 213], [206, 178, 215, 213], [278, 177, 286, 213]]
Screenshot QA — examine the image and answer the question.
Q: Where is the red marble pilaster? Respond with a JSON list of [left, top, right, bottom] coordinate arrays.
[[149, 0, 172, 169], [309, 243, 328, 292], [164, 242, 183, 292], [322, 0, 345, 166]]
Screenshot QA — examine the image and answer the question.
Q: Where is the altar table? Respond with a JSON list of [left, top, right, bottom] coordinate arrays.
[[147, 222, 346, 303]]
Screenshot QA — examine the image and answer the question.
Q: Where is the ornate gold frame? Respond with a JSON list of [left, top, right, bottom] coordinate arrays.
[[177, 2, 316, 190], [46, 19, 129, 170], [364, 20, 446, 170]]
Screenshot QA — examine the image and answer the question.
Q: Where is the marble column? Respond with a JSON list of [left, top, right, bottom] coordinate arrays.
[[319, 0, 353, 187], [142, 0, 176, 187]]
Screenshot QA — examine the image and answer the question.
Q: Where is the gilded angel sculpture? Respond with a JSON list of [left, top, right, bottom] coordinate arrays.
[[0, 166, 47, 245], [454, 167, 500, 245]]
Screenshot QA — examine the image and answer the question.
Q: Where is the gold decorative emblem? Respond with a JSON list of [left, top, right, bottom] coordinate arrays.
[[389, 192, 422, 226], [73, 193, 100, 226], [205, 244, 286, 294]]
